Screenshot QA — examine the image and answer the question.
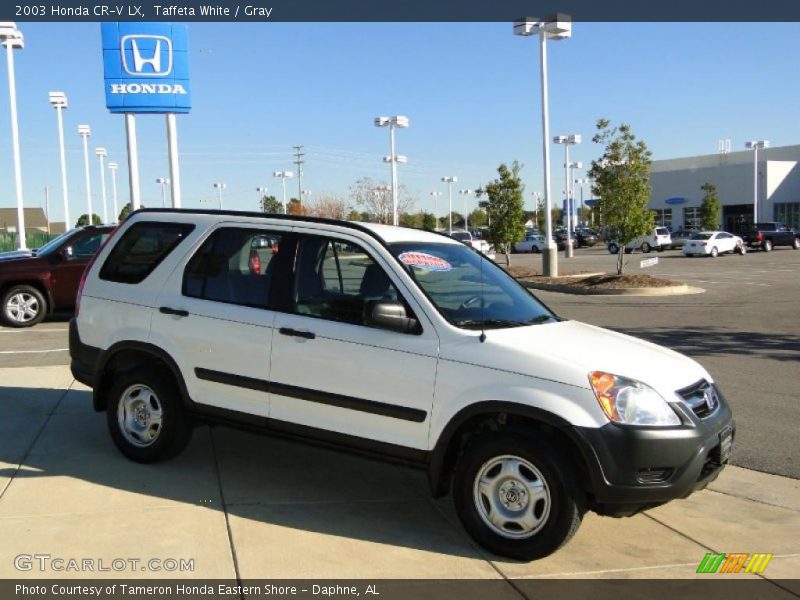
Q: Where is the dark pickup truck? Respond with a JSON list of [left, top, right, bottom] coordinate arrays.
[[741, 222, 800, 252]]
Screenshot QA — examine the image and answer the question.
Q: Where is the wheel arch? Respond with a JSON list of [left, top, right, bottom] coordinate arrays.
[[93, 341, 192, 412], [427, 401, 598, 500]]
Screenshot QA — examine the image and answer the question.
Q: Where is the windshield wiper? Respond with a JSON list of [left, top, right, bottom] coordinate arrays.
[[521, 315, 557, 325], [454, 319, 527, 329]]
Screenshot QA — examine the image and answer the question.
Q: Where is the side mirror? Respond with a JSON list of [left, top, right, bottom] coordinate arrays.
[[365, 300, 418, 334], [61, 246, 74, 260]]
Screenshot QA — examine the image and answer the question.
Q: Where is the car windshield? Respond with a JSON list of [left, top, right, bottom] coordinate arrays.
[[656, 228, 670, 236], [388, 242, 557, 329], [449, 231, 471, 242], [690, 233, 713, 240], [31, 229, 79, 256]]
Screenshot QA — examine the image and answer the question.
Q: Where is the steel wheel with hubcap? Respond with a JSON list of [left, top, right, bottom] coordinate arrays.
[[453, 432, 583, 560], [1, 285, 46, 327], [710, 247, 718, 258], [107, 366, 192, 462]]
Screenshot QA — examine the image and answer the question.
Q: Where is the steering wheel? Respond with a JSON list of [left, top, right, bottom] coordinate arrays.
[[459, 295, 482, 311]]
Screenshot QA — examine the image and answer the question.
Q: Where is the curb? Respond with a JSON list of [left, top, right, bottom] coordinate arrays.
[[520, 280, 706, 296]]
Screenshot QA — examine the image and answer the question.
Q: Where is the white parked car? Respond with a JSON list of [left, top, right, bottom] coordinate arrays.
[[683, 231, 746, 257], [447, 229, 496, 260], [608, 227, 672, 254], [514, 233, 548, 253], [70, 209, 734, 561]]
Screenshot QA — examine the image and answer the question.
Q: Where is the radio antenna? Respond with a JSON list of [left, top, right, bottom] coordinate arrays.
[[479, 252, 487, 343]]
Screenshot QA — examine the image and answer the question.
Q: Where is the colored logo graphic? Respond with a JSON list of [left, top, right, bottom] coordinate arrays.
[[696, 552, 773, 574], [398, 252, 452, 272], [102, 23, 191, 114]]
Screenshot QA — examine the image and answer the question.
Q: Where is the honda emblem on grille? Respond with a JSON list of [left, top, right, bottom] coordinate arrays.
[[703, 387, 718, 411]]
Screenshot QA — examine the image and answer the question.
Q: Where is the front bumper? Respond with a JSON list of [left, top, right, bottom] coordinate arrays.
[[573, 391, 735, 516]]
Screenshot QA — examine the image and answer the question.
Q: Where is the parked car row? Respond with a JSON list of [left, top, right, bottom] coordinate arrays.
[[513, 228, 600, 253]]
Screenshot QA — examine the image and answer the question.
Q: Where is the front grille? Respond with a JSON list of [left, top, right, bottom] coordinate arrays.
[[676, 380, 719, 419]]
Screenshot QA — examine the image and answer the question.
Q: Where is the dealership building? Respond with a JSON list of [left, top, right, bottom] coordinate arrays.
[[648, 144, 800, 233]]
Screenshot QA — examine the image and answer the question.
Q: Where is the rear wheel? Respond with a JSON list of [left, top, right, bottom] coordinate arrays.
[[106, 366, 192, 463], [608, 243, 619, 255], [792, 237, 800, 250], [736, 244, 747, 255], [1, 285, 47, 328], [453, 433, 583, 561], [532, 246, 540, 254], [763, 239, 773, 252], [710, 247, 719, 258], [641, 243, 652, 253]]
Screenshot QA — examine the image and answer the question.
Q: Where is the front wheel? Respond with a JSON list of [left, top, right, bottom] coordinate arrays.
[[608, 243, 619, 255], [532, 246, 540, 254], [453, 433, 583, 561], [792, 237, 800, 250], [106, 366, 192, 463], [736, 244, 747, 255], [763, 239, 773, 252], [1, 285, 47, 328]]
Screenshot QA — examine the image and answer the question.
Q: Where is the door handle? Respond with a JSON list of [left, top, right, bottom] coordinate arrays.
[[279, 327, 315, 340], [159, 306, 189, 317]]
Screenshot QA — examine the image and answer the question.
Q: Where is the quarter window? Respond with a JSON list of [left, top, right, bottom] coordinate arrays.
[[100, 222, 194, 284], [183, 228, 282, 309]]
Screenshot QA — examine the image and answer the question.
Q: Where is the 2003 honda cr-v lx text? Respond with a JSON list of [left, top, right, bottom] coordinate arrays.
[[70, 209, 735, 560]]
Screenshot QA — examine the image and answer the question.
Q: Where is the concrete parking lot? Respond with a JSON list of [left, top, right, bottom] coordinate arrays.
[[0, 245, 797, 583]]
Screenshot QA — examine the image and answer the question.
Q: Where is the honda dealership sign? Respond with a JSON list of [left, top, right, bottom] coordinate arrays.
[[101, 23, 191, 113]]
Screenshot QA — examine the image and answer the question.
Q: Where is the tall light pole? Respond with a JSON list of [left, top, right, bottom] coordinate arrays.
[[107, 162, 119, 222], [441, 176, 458, 231], [430, 191, 442, 229], [574, 177, 588, 225], [532, 191, 543, 229], [375, 115, 409, 226], [212, 183, 225, 209], [745, 140, 769, 224], [156, 178, 170, 208], [49, 91, 71, 230], [256, 186, 268, 211], [459, 189, 473, 231], [301, 189, 312, 210], [95, 148, 108, 223], [77, 125, 92, 224], [273, 171, 293, 214], [1, 23, 26, 249], [514, 14, 572, 276], [568, 161, 583, 229], [553, 134, 581, 258]]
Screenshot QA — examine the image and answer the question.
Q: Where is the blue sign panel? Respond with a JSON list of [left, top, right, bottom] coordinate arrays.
[[102, 23, 191, 114], [665, 197, 688, 205], [584, 199, 599, 207]]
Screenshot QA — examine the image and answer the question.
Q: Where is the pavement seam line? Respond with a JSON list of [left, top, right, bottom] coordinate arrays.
[[0, 381, 72, 503], [209, 426, 244, 598], [705, 487, 800, 513]]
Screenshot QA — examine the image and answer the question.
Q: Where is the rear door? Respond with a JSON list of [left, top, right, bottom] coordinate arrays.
[[151, 224, 291, 418]]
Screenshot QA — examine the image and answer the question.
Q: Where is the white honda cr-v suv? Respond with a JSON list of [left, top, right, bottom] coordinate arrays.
[[70, 209, 734, 561]]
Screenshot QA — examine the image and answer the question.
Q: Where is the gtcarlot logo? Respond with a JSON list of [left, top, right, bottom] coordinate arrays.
[[14, 553, 194, 573]]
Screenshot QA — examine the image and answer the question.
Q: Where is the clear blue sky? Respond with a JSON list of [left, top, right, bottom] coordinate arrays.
[[1, 22, 799, 224]]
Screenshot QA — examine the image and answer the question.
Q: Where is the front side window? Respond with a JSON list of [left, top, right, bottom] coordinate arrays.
[[388, 242, 556, 329], [183, 228, 283, 309], [100, 221, 194, 284], [293, 236, 407, 328], [72, 232, 110, 258]]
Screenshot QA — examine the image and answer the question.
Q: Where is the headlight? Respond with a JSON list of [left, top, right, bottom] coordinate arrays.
[[589, 371, 681, 426]]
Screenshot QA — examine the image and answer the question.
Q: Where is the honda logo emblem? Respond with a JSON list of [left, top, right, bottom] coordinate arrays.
[[703, 387, 718, 411], [120, 35, 173, 77]]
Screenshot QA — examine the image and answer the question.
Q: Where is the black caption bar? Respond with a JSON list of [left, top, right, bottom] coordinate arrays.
[[5, 0, 800, 22]]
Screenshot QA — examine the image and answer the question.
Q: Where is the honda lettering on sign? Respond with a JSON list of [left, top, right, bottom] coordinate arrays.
[[102, 23, 191, 114]]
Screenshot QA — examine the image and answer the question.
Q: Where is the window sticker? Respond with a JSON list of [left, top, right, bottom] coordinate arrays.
[[398, 252, 452, 272]]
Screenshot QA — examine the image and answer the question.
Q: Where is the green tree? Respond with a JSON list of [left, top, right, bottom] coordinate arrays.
[[469, 208, 487, 228], [421, 211, 437, 231], [535, 199, 546, 231], [699, 182, 722, 230], [76, 213, 102, 227], [482, 162, 526, 266], [399, 212, 422, 228], [588, 119, 654, 274], [260, 194, 283, 214], [347, 209, 361, 221]]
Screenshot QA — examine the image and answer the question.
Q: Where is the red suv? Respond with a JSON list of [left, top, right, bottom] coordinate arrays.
[[0, 226, 114, 327]]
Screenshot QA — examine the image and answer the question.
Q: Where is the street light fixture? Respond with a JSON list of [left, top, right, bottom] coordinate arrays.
[[156, 177, 170, 208], [568, 161, 583, 229], [430, 192, 442, 229], [95, 148, 108, 223], [374, 115, 409, 227], [531, 191, 543, 229], [1, 22, 27, 249], [212, 182, 226, 209], [77, 125, 92, 224], [49, 91, 71, 231], [459, 189, 473, 231], [574, 177, 588, 225], [107, 162, 119, 223], [553, 134, 581, 257], [273, 171, 293, 214], [514, 13, 572, 276], [745, 140, 769, 224], [441, 176, 458, 231]]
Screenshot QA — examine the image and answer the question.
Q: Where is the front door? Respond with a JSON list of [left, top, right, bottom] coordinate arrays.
[[50, 229, 110, 308]]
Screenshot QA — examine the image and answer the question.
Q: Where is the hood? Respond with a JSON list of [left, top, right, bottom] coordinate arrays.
[[442, 320, 709, 400], [0, 249, 34, 261]]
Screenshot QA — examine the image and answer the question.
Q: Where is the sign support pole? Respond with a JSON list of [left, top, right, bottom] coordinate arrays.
[[166, 113, 181, 208], [125, 113, 141, 210]]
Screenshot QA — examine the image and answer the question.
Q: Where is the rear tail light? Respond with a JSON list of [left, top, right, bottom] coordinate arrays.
[[756, 232, 763, 241], [249, 252, 261, 274], [75, 225, 121, 317], [700, 242, 707, 246]]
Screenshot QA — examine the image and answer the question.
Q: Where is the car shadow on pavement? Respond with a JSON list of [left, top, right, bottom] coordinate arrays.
[[0, 385, 486, 562], [613, 326, 800, 363]]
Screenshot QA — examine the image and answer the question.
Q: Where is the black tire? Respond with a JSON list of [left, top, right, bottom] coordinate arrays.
[[792, 237, 800, 250], [453, 432, 584, 561], [736, 244, 747, 255], [1, 284, 47, 328], [657, 246, 665, 252], [762, 239, 773, 252], [607, 243, 619, 255], [532, 246, 540, 254], [106, 366, 192, 463], [624, 248, 633, 254], [641, 242, 651, 253], [710, 247, 718, 258]]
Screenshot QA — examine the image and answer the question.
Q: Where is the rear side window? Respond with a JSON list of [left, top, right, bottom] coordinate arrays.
[[656, 228, 670, 236], [99, 221, 194, 284]]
